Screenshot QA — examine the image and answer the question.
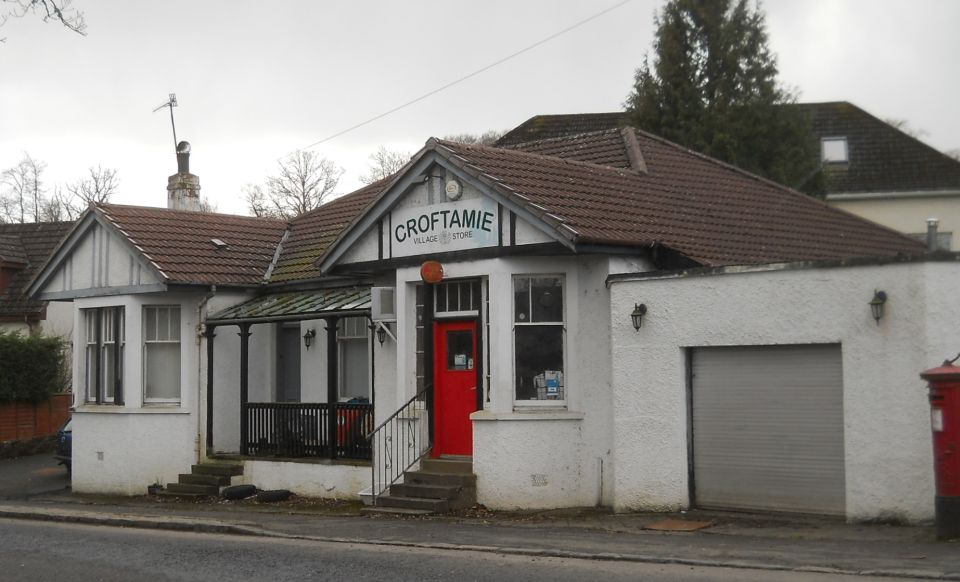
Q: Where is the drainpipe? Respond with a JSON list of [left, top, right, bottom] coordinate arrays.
[[927, 218, 940, 252], [196, 285, 217, 462]]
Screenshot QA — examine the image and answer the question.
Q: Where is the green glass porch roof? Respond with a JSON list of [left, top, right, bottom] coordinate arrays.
[[207, 287, 371, 324]]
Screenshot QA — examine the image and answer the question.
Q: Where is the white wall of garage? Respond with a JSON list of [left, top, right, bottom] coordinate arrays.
[[608, 258, 960, 523]]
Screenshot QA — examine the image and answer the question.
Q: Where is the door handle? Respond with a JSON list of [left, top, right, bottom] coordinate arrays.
[[469, 386, 477, 391]]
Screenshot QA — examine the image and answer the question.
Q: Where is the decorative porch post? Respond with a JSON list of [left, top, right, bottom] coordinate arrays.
[[238, 323, 251, 455], [326, 317, 339, 460], [205, 325, 216, 451]]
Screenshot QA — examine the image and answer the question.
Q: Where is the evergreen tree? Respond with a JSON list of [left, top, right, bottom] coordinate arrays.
[[625, 0, 820, 194]]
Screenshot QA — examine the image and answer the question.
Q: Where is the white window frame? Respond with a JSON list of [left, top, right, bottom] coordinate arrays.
[[821, 137, 848, 164], [512, 274, 566, 407], [82, 307, 124, 404], [434, 279, 481, 319], [142, 305, 182, 405], [337, 316, 370, 402]]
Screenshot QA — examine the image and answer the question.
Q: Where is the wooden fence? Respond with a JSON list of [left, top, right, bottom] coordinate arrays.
[[0, 393, 71, 443]]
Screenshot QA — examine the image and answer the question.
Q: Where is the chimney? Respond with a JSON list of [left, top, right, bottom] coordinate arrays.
[[167, 140, 201, 212], [927, 217, 940, 252]]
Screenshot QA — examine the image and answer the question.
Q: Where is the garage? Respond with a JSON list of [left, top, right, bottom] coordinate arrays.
[[690, 344, 846, 515]]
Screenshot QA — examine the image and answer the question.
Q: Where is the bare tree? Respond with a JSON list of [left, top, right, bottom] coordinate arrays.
[[1, 0, 87, 40], [246, 150, 342, 220], [443, 130, 505, 146], [1, 152, 45, 223], [67, 164, 117, 205], [360, 146, 409, 185]]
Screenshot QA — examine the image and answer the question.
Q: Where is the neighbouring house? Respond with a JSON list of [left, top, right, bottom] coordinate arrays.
[[0, 221, 74, 336], [27, 124, 958, 524], [495, 102, 960, 250]]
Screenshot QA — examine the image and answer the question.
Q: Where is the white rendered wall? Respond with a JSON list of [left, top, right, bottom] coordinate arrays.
[[608, 261, 958, 522], [829, 196, 960, 251], [239, 459, 368, 499]]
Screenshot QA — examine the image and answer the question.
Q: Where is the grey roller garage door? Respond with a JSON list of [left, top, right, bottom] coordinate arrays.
[[691, 344, 845, 515]]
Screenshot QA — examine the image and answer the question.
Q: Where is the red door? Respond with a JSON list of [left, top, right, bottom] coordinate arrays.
[[433, 320, 478, 457]]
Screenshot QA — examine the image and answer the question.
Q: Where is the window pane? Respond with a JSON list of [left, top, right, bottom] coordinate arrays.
[[145, 343, 180, 400], [145, 307, 157, 341], [446, 330, 474, 371], [515, 325, 563, 400], [103, 344, 116, 399], [514, 278, 530, 322], [157, 307, 170, 341], [168, 307, 180, 341], [340, 338, 369, 400], [85, 345, 97, 400], [530, 277, 563, 322]]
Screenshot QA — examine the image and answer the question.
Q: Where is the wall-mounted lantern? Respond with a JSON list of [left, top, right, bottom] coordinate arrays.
[[631, 303, 647, 331], [302, 328, 316, 348], [869, 290, 887, 325], [376, 324, 387, 346]]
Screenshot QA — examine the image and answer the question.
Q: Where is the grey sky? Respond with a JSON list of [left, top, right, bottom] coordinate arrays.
[[2, 0, 958, 216]]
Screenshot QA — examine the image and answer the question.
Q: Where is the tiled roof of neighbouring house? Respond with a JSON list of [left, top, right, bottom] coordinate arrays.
[[495, 104, 960, 195], [269, 177, 390, 284], [97, 204, 288, 286], [426, 133, 925, 266], [0, 221, 74, 320]]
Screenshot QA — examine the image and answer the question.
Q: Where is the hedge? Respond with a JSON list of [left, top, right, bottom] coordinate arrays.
[[0, 331, 68, 403]]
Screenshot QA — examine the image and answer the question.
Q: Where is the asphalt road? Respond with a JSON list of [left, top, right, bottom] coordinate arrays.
[[0, 454, 69, 499], [0, 519, 924, 582]]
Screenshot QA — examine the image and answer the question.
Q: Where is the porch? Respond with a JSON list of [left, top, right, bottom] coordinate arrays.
[[204, 287, 375, 463]]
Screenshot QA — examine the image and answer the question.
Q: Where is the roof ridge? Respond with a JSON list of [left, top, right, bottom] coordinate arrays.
[[98, 202, 288, 224], [497, 127, 624, 150]]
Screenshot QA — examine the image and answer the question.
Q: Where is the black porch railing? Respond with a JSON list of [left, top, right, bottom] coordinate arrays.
[[243, 402, 373, 460], [366, 389, 431, 504]]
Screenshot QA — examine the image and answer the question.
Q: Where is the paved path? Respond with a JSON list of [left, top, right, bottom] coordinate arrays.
[[0, 454, 69, 499]]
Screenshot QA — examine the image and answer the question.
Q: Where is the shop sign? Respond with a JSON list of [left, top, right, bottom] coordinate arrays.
[[391, 198, 498, 257]]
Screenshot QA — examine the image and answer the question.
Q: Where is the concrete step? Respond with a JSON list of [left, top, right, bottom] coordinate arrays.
[[403, 470, 477, 488], [165, 482, 219, 496], [375, 495, 449, 512], [191, 463, 244, 477], [420, 457, 473, 475], [390, 482, 462, 500], [361, 506, 434, 517], [179, 473, 232, 486]]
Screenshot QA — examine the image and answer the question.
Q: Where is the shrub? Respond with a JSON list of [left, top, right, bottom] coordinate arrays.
[[0, 331, 67, 403]]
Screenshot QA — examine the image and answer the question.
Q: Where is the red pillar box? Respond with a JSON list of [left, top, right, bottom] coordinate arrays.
[[920, 359, 960, 540]]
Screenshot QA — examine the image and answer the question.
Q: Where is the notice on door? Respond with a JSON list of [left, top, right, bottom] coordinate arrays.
[[391, 198, 498, 258]]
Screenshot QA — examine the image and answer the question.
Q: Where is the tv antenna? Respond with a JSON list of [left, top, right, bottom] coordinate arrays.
[[152, 93, 179, 153]]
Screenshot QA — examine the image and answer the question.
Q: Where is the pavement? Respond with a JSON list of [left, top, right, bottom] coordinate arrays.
[[0, 455, 958, 580]]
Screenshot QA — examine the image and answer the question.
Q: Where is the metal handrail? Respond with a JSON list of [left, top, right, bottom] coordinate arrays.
[[366, 388, 430, 504]]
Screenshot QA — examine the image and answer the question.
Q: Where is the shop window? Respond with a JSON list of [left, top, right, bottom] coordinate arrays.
[[143, 305, 181, 404], [513, 275, 564, 402], [83, 307, 124, 404], [338, 316, 370, 401]]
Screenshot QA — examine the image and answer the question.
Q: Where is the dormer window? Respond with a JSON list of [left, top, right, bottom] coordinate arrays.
[[821, 137, 849, 164]]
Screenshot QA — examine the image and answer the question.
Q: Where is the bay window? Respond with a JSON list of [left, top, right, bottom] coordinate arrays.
[[143, 305, 181, 404], [513, 275, 565, 402]]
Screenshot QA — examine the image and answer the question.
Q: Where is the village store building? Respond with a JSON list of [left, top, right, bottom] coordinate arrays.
[[28, 128, 955, 522]]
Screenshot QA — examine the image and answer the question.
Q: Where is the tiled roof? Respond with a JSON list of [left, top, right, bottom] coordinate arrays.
[[0, 221, 74, 319], [432, 133, 925, 266], [0, 235, 29, 265], [269, 178, 390, 284], [97, 205, 287, 286], [499, 128, 637, 170], [496, 112, 631, 146], [496, 105, 960, 195], [796, 101, 960, 194]]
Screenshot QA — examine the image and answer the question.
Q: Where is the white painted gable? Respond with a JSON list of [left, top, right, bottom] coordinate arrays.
[[33, 217, 164, 300], [338, 163, 554, 267]]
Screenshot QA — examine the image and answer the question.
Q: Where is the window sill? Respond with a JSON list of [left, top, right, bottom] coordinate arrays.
[[75, 405, 189, 415], [471, 410, 584, 422]]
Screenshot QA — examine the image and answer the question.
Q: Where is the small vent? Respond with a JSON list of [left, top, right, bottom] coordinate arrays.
[[211, 238, 228, 250], [371, 287, 396, 322]]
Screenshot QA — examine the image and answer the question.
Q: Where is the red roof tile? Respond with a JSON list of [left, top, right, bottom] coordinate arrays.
[[98, 205, 287, 286], [0, 221, 74, 319]]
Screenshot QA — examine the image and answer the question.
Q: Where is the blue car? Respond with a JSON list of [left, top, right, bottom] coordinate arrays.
[[55, 419, 72, 474]]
